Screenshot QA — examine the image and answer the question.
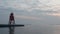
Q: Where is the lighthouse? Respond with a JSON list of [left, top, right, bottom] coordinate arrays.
[[9, 12, 15, 25]]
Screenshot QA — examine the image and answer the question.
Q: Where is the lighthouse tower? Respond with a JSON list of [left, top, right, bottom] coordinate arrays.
[[9, 12, 15, 25]]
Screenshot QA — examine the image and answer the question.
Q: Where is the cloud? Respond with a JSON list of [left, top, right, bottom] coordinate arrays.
[[0, 0, 60, 12], [46, 13, 60, 16], [0, 0, 60, 17]]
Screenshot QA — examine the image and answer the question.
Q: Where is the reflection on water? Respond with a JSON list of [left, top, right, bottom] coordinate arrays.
[[9, 27, 15, 34], [0, 24, 60, 34]]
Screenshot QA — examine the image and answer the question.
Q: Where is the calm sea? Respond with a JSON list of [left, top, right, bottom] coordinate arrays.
[[0, 11, 60, 34]]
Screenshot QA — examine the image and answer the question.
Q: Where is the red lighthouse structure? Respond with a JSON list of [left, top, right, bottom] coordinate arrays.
[[9, 12, 15, 25]]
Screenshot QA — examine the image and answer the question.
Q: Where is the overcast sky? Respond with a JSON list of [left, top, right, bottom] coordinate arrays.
[[0, 0, 60, 19], [0, 0, 60, 34]]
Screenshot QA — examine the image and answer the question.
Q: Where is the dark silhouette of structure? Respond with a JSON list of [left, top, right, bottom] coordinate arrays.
[[0, 12, 24, 34], [9, 12, 15, 25], [9, 12, 15, 34], [0, 12, 24, 27], [8, 12, 24, 34]]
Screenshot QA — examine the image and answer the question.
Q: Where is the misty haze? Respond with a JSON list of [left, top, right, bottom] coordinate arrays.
[[0, 0, 60, 34]]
